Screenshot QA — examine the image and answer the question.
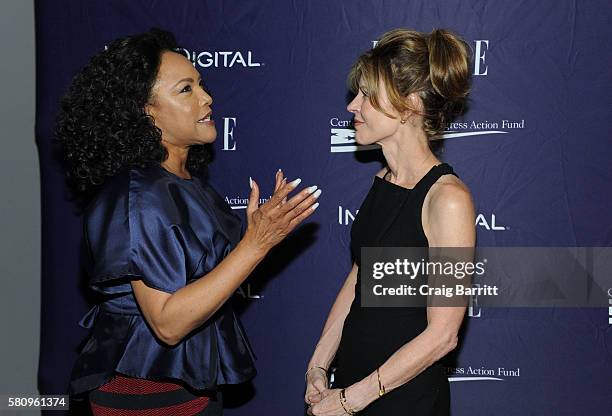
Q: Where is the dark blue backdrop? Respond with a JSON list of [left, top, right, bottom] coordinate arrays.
[[36, 1, 612, 414]]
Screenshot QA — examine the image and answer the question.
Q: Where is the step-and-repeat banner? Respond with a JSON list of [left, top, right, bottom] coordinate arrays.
[[36, 1, 611, 414]]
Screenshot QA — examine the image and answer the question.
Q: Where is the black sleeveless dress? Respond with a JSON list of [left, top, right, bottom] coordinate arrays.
[[333, 163, 457, 415]]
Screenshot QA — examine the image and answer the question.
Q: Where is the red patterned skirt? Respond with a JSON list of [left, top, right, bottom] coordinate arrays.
[[89, 374, 221, 415]]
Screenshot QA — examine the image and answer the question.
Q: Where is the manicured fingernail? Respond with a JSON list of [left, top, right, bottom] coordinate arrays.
[[311, 202, 320, 210], [249, 176, 253, 189], [289, 178, 301, 187], [313, 189, 322, 199], [307, 185, 318, 194]]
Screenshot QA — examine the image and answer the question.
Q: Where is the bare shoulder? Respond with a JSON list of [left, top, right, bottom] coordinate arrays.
[[422, 174, 476, 246], [426, 174, 474, 215]]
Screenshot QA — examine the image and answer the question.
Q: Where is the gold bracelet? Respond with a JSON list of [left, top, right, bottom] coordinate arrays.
[[377, 368, 386, 397], [339, 388, 356, 415], [304, 366, 327, 382]]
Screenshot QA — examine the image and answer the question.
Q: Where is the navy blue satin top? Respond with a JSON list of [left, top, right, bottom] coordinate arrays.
[[69, 166, 256, 394]]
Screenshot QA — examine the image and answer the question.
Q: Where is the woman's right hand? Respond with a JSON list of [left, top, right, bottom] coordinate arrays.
[[243, 170, 320, 255], [305, 367, 329, 406]]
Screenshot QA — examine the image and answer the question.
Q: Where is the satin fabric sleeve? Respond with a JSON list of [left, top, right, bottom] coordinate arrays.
[[85, 172, 199, 295]]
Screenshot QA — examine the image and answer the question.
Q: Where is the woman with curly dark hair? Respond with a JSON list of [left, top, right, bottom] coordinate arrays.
[[58, 28, 321, 415]]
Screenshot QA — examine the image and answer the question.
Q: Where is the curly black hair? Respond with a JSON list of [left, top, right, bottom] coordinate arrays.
[[56, 28, 210, 198]]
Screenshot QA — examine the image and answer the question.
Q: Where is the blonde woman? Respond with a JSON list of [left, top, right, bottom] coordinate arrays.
[[306, 29, 475, 415]]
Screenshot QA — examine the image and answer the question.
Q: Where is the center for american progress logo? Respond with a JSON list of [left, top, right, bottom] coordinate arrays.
[[330, 117, 526, 153]]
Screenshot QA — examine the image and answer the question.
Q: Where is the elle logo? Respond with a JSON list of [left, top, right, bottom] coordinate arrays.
[[468, 288, 482, 318], [371, 39, 489, 76], [223, 117, 237, 151]]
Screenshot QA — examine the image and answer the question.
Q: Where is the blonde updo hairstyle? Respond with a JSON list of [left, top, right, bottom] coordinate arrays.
[[349, 28, 471, 138]]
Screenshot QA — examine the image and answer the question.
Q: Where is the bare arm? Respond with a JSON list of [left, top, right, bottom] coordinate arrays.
[[305, 263, 357, 403], [311, 180, 476, 414], [308, 263, 358, 369], [308, 168, 388, 370], [132, 172, 320, 345], [306, 170, 388, 405], [132, 239, 265, 345]]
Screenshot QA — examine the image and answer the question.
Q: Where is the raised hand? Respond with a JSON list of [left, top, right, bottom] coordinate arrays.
[[243, 170, 320, 254]]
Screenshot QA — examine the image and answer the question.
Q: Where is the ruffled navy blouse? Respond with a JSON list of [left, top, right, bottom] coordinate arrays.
[[69, 166, 256, 395]]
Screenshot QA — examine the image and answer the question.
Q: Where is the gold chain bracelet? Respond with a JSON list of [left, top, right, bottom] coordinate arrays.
[[339, 388, 356, 415], [376, 367, 386, 397]]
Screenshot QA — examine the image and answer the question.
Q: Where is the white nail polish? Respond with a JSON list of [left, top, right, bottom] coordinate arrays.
[[307, 185, 318, 194], [289, 178, 302, 187], [313, 189, 322, 199], [311, 202, 320, 210], [249, 176, 253, 189]]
